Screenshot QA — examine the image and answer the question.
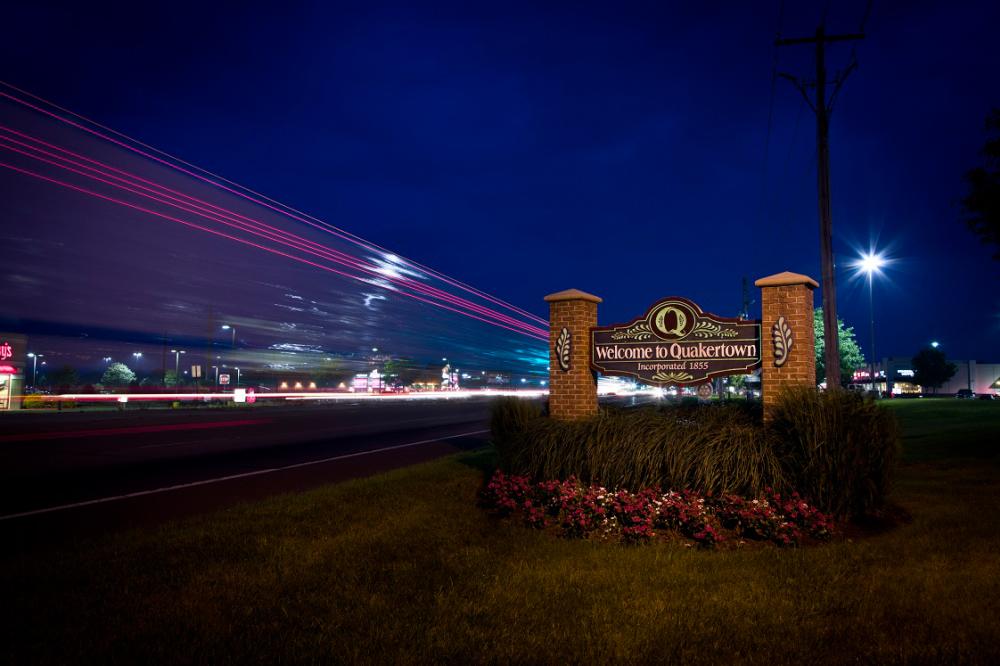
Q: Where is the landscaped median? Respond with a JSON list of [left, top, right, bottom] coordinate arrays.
[[2, 400, 999, 663]]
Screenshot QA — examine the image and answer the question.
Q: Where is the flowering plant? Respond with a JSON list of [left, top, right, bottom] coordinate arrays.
[[481, 471, 834, 549]]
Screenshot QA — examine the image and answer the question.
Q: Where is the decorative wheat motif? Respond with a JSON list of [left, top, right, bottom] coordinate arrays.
[[772, 316, 793, 367], [556, 327, 572, 371], [651, 371, 694, 383], [690, 321, 739, 338], [611, 322, 653, 341]]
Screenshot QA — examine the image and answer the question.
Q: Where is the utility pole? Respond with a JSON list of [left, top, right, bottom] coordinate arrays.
[[776, 25, 863, 390], [160, 333, 168, 387], [740, 277, 755, 321]]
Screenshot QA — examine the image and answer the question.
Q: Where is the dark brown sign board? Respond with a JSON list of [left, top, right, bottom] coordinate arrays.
[[590, 297, 761, 385]]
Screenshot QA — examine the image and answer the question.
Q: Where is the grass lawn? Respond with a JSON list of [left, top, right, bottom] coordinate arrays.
[[3, 400, 999, 664]]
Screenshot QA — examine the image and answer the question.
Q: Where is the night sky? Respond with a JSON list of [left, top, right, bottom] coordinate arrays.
[[1, 0, 997, 377]]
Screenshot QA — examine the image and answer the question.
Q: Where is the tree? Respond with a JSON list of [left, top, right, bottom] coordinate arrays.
[[814, 308, 865, 387], [101, 362, 136, 387], [911, 347, 957, 394], [961, 108, 1000, 260], [49, 365, 79, 391]]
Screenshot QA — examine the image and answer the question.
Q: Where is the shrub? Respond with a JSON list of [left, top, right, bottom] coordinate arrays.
[[21, 394, 50, 409], [768, 387, 900, 518], [490, 397, 544, 470], [491, 391, 899, 519], [491, 399, 784, 497]]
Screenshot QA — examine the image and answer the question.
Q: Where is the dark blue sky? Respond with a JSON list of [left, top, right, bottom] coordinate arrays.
[[1, 0, 998, 367]]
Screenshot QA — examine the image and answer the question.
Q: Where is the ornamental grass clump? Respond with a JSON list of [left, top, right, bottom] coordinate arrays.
[[491, 392, 900, 519], [492, 399, 783, 497], [768, 387, 901, 518]]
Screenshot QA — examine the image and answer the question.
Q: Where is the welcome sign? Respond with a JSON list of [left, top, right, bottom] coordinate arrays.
[[590, 297, 761, 385]]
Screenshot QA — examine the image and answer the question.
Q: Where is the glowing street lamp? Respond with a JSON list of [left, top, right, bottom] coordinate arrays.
[[221, 324, 236, 348], [931, 341, 940, 349], [27, 352, 43, 389], [855, 251, 885, 395], [170, 349, 186, 385]]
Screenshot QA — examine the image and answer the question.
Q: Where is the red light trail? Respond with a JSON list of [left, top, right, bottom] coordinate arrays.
[[0, 83, 548, 328], [0, 159, 548, 342], [0, 127, 547, 338]]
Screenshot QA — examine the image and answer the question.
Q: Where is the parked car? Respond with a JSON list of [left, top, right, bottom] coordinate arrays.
[[978, 393, 997, 400], [955, 389, 975, 399]]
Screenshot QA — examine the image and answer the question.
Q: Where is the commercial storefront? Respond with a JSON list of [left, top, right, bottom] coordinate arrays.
[[0, 332, 27, 410], [880, 356, 1000, 397]]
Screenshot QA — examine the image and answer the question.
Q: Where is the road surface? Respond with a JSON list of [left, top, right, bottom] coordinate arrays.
[[1, 398, 509, 546], [1, 395, 653, 548]]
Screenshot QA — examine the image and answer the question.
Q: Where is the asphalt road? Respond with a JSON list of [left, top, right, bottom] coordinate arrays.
[[0, 398, 512, 547], [1, 394, 656, 548]]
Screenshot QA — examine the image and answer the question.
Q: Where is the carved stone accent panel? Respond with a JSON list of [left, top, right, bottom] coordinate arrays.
[[772, 316, 793, 367], [556, 327, 571, 372]]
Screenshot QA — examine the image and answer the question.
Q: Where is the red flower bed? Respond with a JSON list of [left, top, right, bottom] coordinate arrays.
[[481, 471, 833, 548]]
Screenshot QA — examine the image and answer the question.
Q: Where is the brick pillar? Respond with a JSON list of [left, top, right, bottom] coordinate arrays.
[[545, 289, 602, 421], [755, 272, 819, 418]]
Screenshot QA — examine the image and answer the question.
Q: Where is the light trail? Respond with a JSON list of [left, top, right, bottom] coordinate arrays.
[[20, 389, 550, 403], [0, 126, 549, 338], [0, 132, 546, 336], [0, 159, 549, 341], [0, 83, 549, 328]]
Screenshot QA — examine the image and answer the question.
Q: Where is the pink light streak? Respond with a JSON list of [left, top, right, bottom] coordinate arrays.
[[0, 159, 549, 342], [0, 85, 548, 327], [0, 126, 548, 338]]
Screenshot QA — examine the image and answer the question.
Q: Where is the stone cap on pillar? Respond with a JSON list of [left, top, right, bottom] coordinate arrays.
[[754, 271, 819, 289], [544, 289, 603, 303]]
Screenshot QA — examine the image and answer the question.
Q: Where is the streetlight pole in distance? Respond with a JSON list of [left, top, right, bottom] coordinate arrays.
[[27, 352, 43, 390], [170, 349, 186, 386], [221, 324, 236, 348], [857, 251, 885, 396]]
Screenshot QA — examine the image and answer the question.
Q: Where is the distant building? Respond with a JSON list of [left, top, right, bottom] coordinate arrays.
[[351, 368, 384, 393], [878, 357, 1000, 397], [0, 332, 27, 410]]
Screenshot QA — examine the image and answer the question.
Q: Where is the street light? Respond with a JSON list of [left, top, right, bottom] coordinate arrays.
[[931, 341, 940, 349], [856, 251, 885, 395], [170, 349, 186, 385], [27, 352, 43, 389], [132, 352, 143, 363], [221, 324, 236, 348]]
